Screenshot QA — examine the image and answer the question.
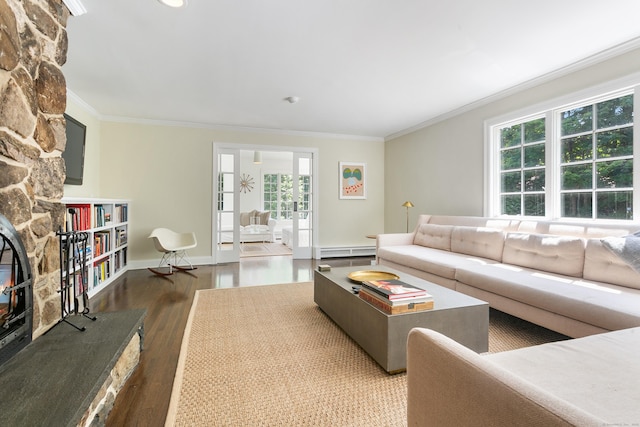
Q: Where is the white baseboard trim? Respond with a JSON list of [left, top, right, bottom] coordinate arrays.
[[318, 245, 376, 258], [128, 247, 374, 270]]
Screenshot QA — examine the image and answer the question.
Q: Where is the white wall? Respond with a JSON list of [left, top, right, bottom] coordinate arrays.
[[384, 47, 640, 232], [70, 119, 386, 263]]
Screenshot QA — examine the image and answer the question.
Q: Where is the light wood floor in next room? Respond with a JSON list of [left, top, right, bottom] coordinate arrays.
[[92, 255, 374, 427]]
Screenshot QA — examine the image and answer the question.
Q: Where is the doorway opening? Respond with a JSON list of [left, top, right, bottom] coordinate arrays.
[[213, 145, 317, 264]]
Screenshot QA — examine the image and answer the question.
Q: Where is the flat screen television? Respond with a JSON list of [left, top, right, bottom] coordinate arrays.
[[62, 114, 86, 185]]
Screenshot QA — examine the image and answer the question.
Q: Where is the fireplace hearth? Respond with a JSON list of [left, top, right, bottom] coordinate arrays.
[[0, 213, 33, 366]]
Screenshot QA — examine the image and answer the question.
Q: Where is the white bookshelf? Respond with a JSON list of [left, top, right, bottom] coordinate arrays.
[[61, 197, 129, 298]]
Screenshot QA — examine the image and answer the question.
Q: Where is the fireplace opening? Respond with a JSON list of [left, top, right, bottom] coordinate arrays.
[[0, 214, 33, 366]]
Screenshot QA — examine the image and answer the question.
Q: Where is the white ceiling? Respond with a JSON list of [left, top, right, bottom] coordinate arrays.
[[63, 0, 640, 140]]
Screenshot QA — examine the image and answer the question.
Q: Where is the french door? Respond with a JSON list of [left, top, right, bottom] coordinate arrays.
[[213, 145, 317, 263], [214, 148, 240, 263], [291, 152, 313, 258]]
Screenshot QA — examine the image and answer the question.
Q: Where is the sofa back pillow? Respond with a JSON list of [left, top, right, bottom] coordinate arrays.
[[502, 233, 585, 277], [414, 224, 453, 251], [256, 210, 271, 225], [583, 238, 640, 290], [450, 226, 504, 261], [239, 211, 252, 227]]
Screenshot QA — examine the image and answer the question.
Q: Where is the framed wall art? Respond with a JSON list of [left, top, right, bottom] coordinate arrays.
[[339, 161, 366, 199]]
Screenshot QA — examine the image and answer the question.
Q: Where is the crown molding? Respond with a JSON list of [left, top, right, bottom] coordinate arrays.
[[63, 0, 87, 16], [66, 89, 382, 142], [100, 115, 384, 142]]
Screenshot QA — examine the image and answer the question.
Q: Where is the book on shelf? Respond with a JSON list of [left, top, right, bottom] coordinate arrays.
[[359, 290, 434, 314], [361, 279, 428, 300], [66, 204, 91, 231], [115, 228, 127, 247], [114, 204, 128, 223], [94, 205, 105, 227], [94, 231, 111, 256]]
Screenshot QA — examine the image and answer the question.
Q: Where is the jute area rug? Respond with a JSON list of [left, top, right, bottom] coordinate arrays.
[[165, 282, 568, 426]]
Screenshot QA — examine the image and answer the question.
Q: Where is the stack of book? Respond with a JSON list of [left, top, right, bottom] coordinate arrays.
[[359, 279, 433, 315]]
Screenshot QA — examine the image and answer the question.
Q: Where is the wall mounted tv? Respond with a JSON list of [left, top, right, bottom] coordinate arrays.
[[62, 114, 86, 185]]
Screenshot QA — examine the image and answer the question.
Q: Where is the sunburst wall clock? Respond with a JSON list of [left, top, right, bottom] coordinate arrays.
[[239, 173, 255, 193]]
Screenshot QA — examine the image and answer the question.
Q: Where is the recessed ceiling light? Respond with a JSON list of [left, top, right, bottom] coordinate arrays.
[[157, 0, 187, 8]]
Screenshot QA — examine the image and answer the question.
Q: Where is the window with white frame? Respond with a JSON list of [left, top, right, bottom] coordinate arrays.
[[488, 86, 637, 221], [499, 117, 546, 216]]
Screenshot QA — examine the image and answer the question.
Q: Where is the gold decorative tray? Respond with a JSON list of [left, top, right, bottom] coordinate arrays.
[[347, 270, 400, 283]]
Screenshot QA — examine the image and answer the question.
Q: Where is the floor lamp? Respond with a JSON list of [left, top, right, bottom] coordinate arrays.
[[402, 201, 414, 232]]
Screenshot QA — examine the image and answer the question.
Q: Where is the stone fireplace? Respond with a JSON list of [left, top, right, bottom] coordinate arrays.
[[0, 0, 69, 340], [0, 3, 145, 425]]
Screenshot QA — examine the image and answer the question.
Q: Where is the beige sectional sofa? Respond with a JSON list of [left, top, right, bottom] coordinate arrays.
[[377, 215, 640, 338], [407, 326, 640, 426]]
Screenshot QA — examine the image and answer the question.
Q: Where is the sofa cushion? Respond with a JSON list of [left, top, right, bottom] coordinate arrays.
[[502, 233, 585, 278], [583, 238, 640, 290], [487, 327, 640, 424], [450, 226, 504, 262], [414, 224, 453, 250], [455, 263, 640, 331], [377, 245, 498, 281]]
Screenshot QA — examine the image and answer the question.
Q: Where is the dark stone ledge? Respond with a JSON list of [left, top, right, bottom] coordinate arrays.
[[0, 309, 146, 427]]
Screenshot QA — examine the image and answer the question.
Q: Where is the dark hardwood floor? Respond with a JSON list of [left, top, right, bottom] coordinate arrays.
[[93, 256, 373, 426]]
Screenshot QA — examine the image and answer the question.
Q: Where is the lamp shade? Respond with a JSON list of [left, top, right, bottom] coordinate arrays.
[[402, 201, 414, 208], [253, 151, 262, 164]]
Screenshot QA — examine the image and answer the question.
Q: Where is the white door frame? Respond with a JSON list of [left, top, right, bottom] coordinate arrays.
[[212, 142, 319, 263]]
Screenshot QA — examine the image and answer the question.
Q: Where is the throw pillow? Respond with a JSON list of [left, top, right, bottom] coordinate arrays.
[[257, 210, 271, 225], [601, 232, 640, 273], [239, 211, 251, 227]]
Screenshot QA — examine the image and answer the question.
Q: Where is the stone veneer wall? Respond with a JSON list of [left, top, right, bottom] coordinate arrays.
[[0, 0, 70, 339]]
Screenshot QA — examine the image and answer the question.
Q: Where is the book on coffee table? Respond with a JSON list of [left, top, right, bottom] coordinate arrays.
[[359, 286, 433, 306], [359, 289, 434, 314], [361, 279, 428, 300]]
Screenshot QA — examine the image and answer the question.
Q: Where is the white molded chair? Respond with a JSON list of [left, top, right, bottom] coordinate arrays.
[[148, 228, 197, 275]]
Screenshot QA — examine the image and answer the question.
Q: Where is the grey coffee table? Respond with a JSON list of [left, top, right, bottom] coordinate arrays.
[[314, 265, 489, 373]]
